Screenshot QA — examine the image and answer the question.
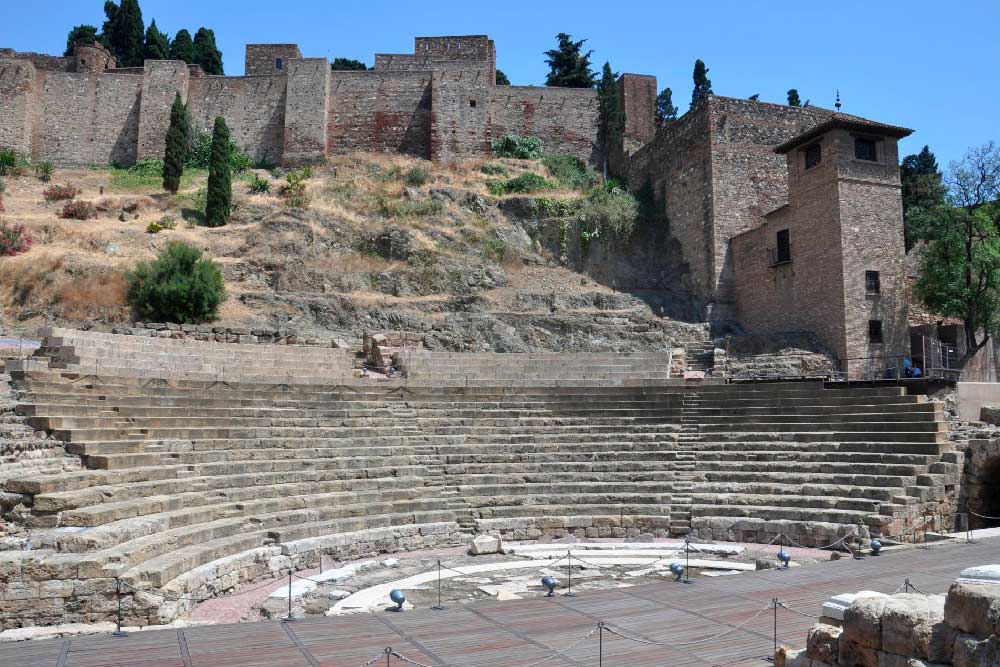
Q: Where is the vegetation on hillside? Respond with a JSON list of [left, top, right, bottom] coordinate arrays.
[[126, 241, 225, 323]]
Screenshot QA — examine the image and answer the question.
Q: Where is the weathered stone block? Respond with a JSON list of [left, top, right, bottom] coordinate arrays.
[[843, 595, 888, 649], [807, 623, 842, 663]]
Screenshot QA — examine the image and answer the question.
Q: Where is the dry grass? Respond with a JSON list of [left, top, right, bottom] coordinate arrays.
[[56, 273, 129, 321]]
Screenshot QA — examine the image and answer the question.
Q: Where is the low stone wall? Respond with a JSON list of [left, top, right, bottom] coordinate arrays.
[[108, 323, 349, 348], [779, 565, 1000, 667], [474, 515, 672, 541]]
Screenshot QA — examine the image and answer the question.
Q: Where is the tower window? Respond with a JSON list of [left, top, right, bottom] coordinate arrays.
[[776, 229, 791, 264], [866, 270, 881, 294], [868, 320, 883, 344], [855, 137, 877, 161], [275, 58, 283, 71], [804, 142, 822, 169], [469, 99, 477, 108]]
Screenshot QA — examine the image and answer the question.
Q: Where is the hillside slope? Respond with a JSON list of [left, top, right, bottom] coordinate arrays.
[[0, 154, 706, 352]]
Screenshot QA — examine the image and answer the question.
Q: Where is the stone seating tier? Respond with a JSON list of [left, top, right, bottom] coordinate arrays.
[[0, 330, 963, 629]]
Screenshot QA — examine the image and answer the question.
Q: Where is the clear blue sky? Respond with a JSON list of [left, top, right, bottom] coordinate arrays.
[[4, 0, 997, 167]]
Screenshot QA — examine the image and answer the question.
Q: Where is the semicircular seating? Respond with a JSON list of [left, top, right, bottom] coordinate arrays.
[[0, 328, 963, 630]]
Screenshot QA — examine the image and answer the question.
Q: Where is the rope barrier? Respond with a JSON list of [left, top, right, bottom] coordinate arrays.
[[968, 509, 1000, 521], [603, 600, 773, 647], [777, 601, 819, 619], [776, 533, 852, 552], [507, 626, 598, 667], [359, 648, 391, 667], [387, 649, 435, 667], [119, 573, 288, 603]]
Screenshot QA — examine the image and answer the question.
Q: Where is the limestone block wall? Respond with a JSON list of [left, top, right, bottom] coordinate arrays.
[[780, 567, 1000, 667], [488, 86, 599, 163], [187, 75, 286, 165], [282, 58, 329, 165], [327, 71, 432, 158], [245, 44, 302, 76], [136, 60, 190, 161], [0, 60, 36, 157], [35, 71, 142, 167]]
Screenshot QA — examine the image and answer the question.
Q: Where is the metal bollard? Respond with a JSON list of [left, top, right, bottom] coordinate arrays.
[[563, 550, 576, 597], [113, 578, 128, 637]]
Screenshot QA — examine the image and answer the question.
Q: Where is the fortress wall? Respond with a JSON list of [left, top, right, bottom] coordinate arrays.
[[245, 44, 301, 77], [488, 86, 599, 162], [0, 50, 73, 72], [283, 58, 329, 165], [187, 75, 286, 165], [35, 71, 142, 166], [328, 71, 432, 158], [618, 74, 657, 147], [431, 69, 493, 161], [626, 104, 714, 309], [415, 36, 492, 61], [707, 98, 833, 299], [0, 60, 37, 157], [136, 61, 190, 162]]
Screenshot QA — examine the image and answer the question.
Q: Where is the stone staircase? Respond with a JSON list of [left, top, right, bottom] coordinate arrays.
[[0, 329, 964, 630]]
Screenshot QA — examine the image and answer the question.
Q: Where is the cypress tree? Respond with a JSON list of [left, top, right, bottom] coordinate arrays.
[[544, 33, 596, 88], [162, 93, 190, 193], [99, 1, 118, 51], [901, 145, 947, 250], [169, 29, 196, 63], [65, 25, 99, 56], [144, 20, 170, 61], [690, 59, 712, 108], [193, 28, 224, 75], [205, 117, 232, 228], [656, 87, 678, 125], [787, 89, 802, 106], [597, 62, 624, 179], [107, 0, 144, 67]]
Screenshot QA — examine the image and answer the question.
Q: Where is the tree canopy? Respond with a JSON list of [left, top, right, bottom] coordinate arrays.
[[901, 145, 946, 250], [914, 141, 1000, 358], [495, 69, 511, 85], [331, 57, 368, 71], [205, 117, 232, 228], [162, 92, 190, 193], [544, 33, 596, 88], [690, 59, 712, 108], [169, 29, 196, 63], [143, 19, 170, 61], [656, 87, 678, 125], [597, 62, 624, 179], [193, 28, 223, 75], [64, 25, 99, 56], [103, 0, 145, 67], [787, 89, 801, 106]]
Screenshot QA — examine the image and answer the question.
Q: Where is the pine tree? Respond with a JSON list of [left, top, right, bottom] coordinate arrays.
[[655, 87, 678, 125], [787, 89, 801, 106], [544, 33, 596, 88], [901, 145, 946, 250], [193, 28, 224, 75], [105, 0, 145, 67], [65, 25, 99, 56], [330, 57, 368, 71], [597, 62, 624, 179], [169, 29, 196, 63], [144, 19, 170, 61], [205, 117, 232, 228], [162, 93, 190, 193], [495, 69, 511, 85], [690, 59, 712, 108]]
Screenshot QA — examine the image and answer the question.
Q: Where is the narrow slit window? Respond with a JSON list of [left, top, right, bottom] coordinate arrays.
[[866, 270, 881, 294], [275, 58, 283, 71], [868, 320, 883, 344], [776, 229, 791, 264], [469, 99, 477, 108], [804, 143, 822, 169]]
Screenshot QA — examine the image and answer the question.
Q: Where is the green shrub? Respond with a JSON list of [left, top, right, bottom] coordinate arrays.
[[43, 185, 79, 202], [0, 149, 19, 176], [126, 241, 225, 323], [247, 174, 271, 194], [404, 166, 431, 187], [147, 215, 177, 233], [146, 221, 164, 233], [188, 129, 252, 173], [490, 134, 543, 159], [60, 200, 97, 220], [35, 162, 55, 183], [483, 238, 508, 262], [487, 172, 557, 196], [542, 154, 597, 190], [479, 163, 509, 176], [0, 220, 33, 255], [113, 159, 206, 192], [533, 197, 579, 217], [279, 170, 310, 208], [577, 184, 640, 243]]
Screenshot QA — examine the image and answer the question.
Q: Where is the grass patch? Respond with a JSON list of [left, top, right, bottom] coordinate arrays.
[[487, 172, 558, 196], [378, 195, 443, 219], [542, 154, 597, 190], [110, 160, 206, 193], [479, 162, 509, 176]]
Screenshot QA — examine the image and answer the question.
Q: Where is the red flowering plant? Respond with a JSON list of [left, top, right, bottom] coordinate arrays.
[[0, 220, 33, 256]]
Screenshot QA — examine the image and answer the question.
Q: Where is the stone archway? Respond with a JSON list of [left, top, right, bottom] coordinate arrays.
[[962, 439, 1000, 529]]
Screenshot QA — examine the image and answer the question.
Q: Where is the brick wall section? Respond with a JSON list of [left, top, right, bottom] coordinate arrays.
[[36, 71, 142, 166], [245, 44, 301, 76], [431, 70, 492, 161], [187, 75, 286, 165], [617, 74, 657, 147], [136, 60, 189, 161], [0, 60, 36, 157], [327, 71, 432, 158], [730, 127, 908, 371], [282, 58, 329, 165], [488, 86, 599, 162]]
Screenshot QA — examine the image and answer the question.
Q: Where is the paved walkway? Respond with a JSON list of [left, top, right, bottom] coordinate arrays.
[[4, 537, 998, 667]]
